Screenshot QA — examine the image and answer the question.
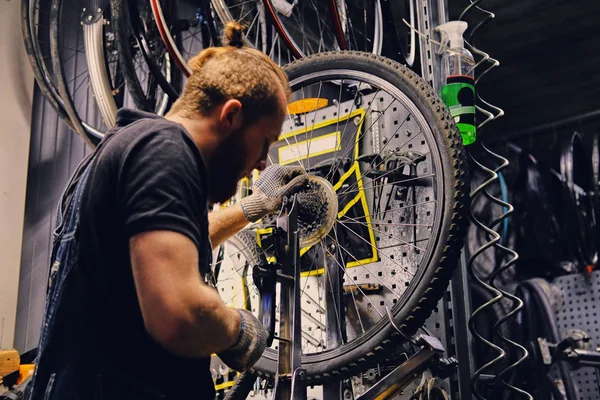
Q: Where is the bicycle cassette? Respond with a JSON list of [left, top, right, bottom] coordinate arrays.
[[295, 176, 338, 248]]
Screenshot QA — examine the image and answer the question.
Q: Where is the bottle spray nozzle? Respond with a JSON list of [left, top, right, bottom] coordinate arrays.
[[435, 21, 468, 50]]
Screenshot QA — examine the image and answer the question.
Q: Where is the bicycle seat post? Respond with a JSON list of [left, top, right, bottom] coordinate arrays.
[[272, 195, 307, 400]]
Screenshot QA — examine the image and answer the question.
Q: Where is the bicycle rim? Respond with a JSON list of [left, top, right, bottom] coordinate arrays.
[[335, 0, 384, 55], [263, 0, 341, 59], [22, 0, 76, 130], [151, 0, 219, 78], [112, 0, 177, 111], [50, 0, 125, 146], [211, 0, 300, 66]]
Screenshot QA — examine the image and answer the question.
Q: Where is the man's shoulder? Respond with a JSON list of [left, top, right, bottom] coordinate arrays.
[[105, 115, 192, 154], [95, 115, 203, 174]]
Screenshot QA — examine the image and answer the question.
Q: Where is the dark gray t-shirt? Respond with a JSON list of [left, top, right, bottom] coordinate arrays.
[[77, 108, 215, 398]]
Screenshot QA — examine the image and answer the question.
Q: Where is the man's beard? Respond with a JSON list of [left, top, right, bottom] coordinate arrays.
[[207, 131, 247, 204]]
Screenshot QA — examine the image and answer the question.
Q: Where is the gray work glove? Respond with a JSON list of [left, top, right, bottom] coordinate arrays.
[[240, 165, 309, 222], [218, 309, 268, 372]]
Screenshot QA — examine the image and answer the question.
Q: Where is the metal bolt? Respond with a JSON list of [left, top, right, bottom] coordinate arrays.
[[82, 7, 86, 11], [353, 116, 361, 125], [87, 15, 93, 20], [97, 8, 102, 12]]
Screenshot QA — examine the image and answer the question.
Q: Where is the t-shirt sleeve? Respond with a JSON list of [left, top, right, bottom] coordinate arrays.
[[118, 128, 206, 250]]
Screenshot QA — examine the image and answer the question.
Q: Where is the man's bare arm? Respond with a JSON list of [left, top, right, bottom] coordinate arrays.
[[130, 230, 241, 358], [208, 203, 250, 248]]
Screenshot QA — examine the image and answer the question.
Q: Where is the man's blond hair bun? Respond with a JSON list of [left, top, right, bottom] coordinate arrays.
[[223, 21, 245, 48]]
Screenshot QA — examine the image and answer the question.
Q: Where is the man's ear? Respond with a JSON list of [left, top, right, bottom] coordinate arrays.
[[220, 99, 243, 133]]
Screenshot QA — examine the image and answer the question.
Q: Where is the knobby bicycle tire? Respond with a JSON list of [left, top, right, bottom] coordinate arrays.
[[247, 51, 469, 385]]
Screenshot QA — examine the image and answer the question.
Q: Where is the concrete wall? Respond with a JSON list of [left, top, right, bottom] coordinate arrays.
[[0, 0, 34, 349]]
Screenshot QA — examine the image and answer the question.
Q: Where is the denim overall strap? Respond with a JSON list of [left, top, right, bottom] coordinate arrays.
[[27, 161, 93, 400]]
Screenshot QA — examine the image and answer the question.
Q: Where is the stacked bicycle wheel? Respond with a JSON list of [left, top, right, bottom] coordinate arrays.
[[23, 0, 468, 397]]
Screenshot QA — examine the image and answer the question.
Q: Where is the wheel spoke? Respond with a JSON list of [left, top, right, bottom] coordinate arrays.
[[323, 245, 384, 319], [339, 173, 435, 196], [326, 232, 407, 296], [334, 220, 423, 266]]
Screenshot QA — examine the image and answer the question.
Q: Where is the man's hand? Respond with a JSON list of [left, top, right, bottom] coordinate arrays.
[[218, 309, 268, 371], [240, 165, 308, 222]]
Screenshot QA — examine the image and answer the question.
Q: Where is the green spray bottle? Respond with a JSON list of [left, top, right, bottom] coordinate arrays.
[[436, 21, 476, 145]]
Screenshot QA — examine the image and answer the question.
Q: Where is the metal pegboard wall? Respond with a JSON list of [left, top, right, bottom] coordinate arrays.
[[552, 272, 600, 399]]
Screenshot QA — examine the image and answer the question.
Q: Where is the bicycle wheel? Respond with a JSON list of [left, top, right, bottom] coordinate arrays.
[[385, 0, 417, 66], [210, 0, 297, 65], [111, 0, 179, 112], [215, 51, 468, 384], [151, 0, 220, 77], [22, 0, 75, 129], [334, 0, 384, 55], [263, 0, 341, 59], [50, 0, 125, 147], [212, 230, 266, 396]]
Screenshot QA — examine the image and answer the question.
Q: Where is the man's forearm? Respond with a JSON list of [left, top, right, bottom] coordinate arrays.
[[172, 283, 242, 357], [208, 203, 250, 248]]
